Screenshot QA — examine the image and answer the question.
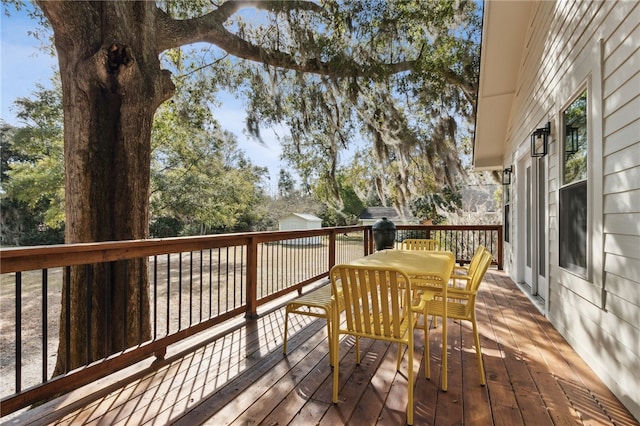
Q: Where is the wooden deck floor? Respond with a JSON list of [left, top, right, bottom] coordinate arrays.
[[14, 270, 639, 425]]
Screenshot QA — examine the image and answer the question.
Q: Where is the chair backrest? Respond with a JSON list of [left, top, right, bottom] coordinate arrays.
[[464, 245, 488, 277], [467, 250, 493, 294], [401, 238, 440, 251], [330, 264, 411, 340]]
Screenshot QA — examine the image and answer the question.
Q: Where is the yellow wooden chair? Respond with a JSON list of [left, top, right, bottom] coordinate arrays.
[[414, 249, 493, 391], [330, 264, 426, 425], [283, 284, 337, 365], [453, 245, 489, 287], [401, 238, 440, 251]]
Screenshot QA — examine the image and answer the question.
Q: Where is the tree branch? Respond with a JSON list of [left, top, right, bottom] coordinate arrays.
[[155, 1, 416, 78]]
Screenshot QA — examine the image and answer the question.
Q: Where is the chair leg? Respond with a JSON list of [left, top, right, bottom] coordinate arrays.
[[441, 314, 448, 391], [283, 309, 290, 355], [472, 313, 486, 385], [332, 308, 340, 403], [424, 307, 431, 379], [407, 334, 414, 425], [326, 310, 334, 367]]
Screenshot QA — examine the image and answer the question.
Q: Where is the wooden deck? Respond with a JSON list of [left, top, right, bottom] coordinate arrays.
[[12, 270, 638, 425]]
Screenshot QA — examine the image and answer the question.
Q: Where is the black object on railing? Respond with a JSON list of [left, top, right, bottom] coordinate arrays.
[[372, 217, 396, 251]]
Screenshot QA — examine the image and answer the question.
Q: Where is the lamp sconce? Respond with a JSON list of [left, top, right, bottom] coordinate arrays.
[[531, 121, 551, 157], [565, 124, 579, 156], [502, 166, 513, 185]]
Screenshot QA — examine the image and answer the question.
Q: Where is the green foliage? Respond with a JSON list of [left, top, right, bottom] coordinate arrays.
[[563, 90, 588, 185], [277, 168, 296, 199], [1, 73, 270, 241], [150, 96, 268, 235], [6, 0, 483, 242], [1, 81, 65, 244], [313, 173, 365, 226], [230, 0, 481, 212], [411, 186, 462, 224]]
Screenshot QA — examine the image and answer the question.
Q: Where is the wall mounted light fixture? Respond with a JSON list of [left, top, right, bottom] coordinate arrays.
[[502, 166, 513, 185], [565, 124, 579, 155], [531, 122, 551, 157]]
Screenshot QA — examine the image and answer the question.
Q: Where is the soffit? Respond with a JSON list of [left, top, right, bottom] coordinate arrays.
[[473, 1, 533, 170]]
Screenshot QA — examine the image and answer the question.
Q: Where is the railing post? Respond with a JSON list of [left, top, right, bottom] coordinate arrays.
[[365, 227, 373, 255], [245, 236, 259, 319], [329, 230, 336, 271]]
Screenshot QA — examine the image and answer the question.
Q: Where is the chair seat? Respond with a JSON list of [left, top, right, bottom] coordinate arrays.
[[283, 284, 345, 365], [285, 284, 333, 318], [283, 284, 341, 365]]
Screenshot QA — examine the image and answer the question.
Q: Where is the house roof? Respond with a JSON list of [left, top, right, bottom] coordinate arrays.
[[473, 1, 533, 170], [279, 213, 322, 222], [359, 207, 416, 221]]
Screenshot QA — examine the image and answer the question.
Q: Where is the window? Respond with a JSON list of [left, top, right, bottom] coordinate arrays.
[[559, 90, 588, 276]]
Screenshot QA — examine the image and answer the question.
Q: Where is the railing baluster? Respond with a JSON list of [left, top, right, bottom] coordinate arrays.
[[105, 263, 111, 356], [138, 257, 144, 343], [241, 245, 245, 306], [199, 250, 203, 323], [15, 272, 22, 393], [217, 248, 221, 315], [166, 254, 170, 336], [234, 245, 238, 307], [41, 269, 48, 383], [209, 249, 213, 318], [178, 253, 183, 330], [225, 247, 229, 312], [64, 266, 71, 372], [86, 264, 92, 364], [153, 255, 158, 340], [189, 251, 193, 326], [122, 261, 128, 350]]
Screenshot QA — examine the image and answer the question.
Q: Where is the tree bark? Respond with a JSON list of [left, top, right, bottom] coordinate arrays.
[[37, 1, 174, 375]]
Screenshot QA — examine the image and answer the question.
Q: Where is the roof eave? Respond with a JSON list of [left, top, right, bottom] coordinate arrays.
[[473, 1, 533, 170]]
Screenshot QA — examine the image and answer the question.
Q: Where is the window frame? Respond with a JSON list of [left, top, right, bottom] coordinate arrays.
[[558, 87, 590, 279]]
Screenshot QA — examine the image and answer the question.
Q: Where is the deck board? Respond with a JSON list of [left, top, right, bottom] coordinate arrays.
[[13, 270, 639, 426]]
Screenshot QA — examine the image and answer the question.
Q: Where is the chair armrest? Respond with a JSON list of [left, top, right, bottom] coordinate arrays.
[[446, 288, 476, 297], [410, 289, 435, 313]]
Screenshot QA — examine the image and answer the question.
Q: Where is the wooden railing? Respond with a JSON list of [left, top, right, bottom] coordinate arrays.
[[0, 224, 501, 417]]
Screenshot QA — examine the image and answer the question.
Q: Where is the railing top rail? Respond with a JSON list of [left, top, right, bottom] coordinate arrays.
[[0, 225, 368, 274], [0, 225, 501, 274], [395, 224, 501, 231]]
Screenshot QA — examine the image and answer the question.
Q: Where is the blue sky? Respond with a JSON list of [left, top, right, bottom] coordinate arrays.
[[0, 3, 288, 190]]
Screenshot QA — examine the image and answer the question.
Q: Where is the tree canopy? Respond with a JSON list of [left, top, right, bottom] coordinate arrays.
[[8, 0, 483, 374]]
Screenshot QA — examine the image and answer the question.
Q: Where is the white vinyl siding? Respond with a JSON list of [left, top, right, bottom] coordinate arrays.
[[500, 0, 640, 419]]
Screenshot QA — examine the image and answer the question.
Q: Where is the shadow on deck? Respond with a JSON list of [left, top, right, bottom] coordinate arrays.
[[13, 270, 639, 425]]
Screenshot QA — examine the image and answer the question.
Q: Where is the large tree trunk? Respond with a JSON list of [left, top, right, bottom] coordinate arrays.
[[37, 1, 174, 375]]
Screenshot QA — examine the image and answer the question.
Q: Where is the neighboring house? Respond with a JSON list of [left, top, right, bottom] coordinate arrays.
[[474, 1, 639, 419], [457, 183, 501, 225], [358, 206, 419, 226], [278, 213, 322, 245]]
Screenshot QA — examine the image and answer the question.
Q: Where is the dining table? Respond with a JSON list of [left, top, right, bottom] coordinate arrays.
[[344, 249, 456, 389], [346, 249, 455, 286]]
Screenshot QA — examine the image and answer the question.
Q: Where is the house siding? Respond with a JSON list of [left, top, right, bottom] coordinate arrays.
[[502, 0, 639, 419]]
